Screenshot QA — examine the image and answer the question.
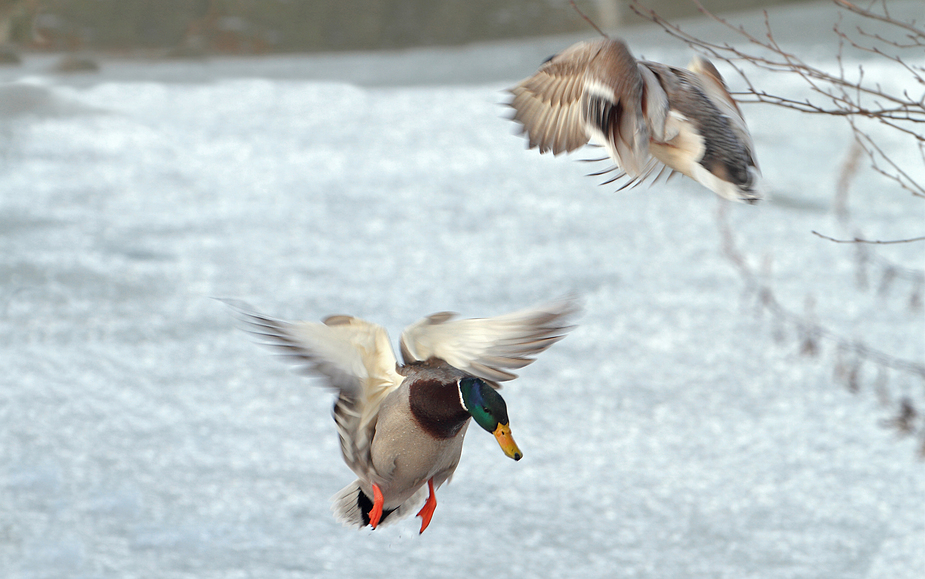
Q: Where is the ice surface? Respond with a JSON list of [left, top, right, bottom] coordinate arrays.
[[1, 2, 923, 578]]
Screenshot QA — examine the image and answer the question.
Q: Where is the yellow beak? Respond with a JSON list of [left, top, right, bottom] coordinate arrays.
[[492, 423, 523, 461]]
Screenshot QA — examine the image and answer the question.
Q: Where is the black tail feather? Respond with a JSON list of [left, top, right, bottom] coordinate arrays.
[[357, 488, 395, 528]]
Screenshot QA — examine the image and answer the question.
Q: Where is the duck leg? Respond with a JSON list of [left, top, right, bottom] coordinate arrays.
[[416, 479, 437, 534], [369, 483, 385, 529]]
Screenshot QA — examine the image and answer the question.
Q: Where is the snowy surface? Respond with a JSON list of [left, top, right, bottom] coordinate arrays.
[[1, 2, 923, 578]]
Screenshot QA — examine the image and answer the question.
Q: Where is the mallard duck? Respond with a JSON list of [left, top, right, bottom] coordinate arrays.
[[223, 298, 578, 534], [508, 37, 763, 203]]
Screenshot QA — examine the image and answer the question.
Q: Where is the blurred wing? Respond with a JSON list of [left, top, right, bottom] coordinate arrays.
[[579, 39, 651, 176], [222, 299, 401, 395], [686, 56, 743, 118], [685, 56, 758, 169], [221, 299, 403, 477], [637, 62, 670, 142], [399, 298, 580, 385], [508, 40, 596, 155]]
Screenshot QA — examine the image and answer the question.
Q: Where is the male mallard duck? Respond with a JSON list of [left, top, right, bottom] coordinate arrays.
[[224, 298, 578, 534], [509, 37, 763, 203]]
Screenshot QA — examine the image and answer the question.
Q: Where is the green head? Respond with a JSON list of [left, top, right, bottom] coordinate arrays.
[[458, 377, 522, 461]]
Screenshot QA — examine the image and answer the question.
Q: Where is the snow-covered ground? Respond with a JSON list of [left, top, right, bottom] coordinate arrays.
[[1, 2, 923, 578]]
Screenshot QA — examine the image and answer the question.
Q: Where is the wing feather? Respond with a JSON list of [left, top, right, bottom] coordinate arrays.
[[686, 56, 758, 170], [508, 41, 598, 155], [221, 299, 403, 479], [399, 298, 580, 386], [637, 62, 670, 142], [686, 56, 742, 117]]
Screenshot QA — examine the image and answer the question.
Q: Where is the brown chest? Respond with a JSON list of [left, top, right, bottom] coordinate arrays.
[[408, 379, 471, 439]]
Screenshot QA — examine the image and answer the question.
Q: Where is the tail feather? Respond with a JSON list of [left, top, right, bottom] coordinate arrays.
[[331, 480, 427, 530]]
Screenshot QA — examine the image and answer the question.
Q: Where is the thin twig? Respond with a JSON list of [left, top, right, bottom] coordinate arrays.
[[833, 0, 925, 40], [717, 205, 925, 379], [812, 231, 925, 244], [630, 0, 925, 118], [569, 0, 608, 38]]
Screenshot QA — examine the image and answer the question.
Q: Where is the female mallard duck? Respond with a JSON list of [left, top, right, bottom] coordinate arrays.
[[508, 37, 763, 203], [224, 298, 578, 534]]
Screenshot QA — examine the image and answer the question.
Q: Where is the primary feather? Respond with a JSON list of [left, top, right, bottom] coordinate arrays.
[[223, 299, 402, 480], [399, 298, 579, 384]]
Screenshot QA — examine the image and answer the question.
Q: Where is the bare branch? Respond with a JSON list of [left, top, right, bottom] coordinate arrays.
[[716, 204, 925, 381], [629, 0, 925, 125], [850, 124, 925, 197], [568, 0, 608, 38], [833, 0, 925, 41], [812, 231, 925, 244]]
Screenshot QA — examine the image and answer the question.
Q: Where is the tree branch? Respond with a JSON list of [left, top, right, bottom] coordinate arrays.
[[811, 231, 925, 244]]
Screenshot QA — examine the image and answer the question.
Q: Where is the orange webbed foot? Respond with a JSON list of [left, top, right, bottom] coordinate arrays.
[[416, 479, 437, 534], [369, 483, 384, 529]]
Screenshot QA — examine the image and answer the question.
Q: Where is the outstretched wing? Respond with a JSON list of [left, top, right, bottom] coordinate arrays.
[[509, 38, 671, 180], [399, 298, 580, 385], [221, 299, 403, 479], [508, 40, 596, 155]]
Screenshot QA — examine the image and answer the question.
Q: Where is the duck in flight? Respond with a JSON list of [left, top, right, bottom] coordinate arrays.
[[223, 298, 577, 533], [509, 37, 763, 203]]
